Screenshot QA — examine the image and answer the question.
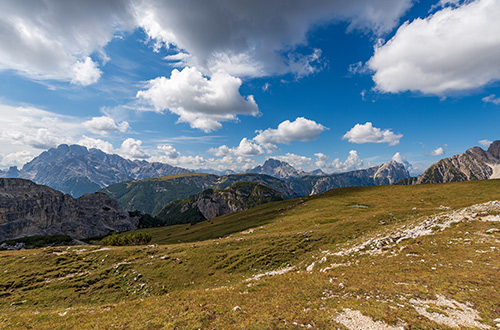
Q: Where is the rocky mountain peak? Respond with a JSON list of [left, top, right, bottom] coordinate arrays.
[[0, 178, 138, 241], [248, 158, 305, 179], [12, 144, 191, 197], [488, 140, 500, 160], [413, 140, 500, 184]]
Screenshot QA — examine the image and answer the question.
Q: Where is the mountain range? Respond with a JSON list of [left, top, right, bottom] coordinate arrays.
[[101, 160, 409, 215], [100, 173, 297, 215], [400, 140, 500, 185], [0, 144, 190, 197]]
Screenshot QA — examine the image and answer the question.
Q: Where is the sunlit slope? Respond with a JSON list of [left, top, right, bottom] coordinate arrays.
[[1, 179, 499, 329]]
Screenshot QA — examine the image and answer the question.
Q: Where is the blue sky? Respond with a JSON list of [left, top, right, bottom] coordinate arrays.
[[1, 0, 499, 175]]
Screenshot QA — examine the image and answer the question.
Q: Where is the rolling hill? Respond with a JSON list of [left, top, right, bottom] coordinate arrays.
[[1, 179, 499, 329]]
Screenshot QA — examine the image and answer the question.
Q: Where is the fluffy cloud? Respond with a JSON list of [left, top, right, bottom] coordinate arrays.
[[209, 138, 265, 157], [482, 94, 500, 105], [430, 147, 445, 156], [137, 67, 259, 132], [273, 153, 313, 168], [71, 57, 103, 86], [392, 152, 412, 168], [77, 136, 115, 154], [369, 0, 500, 95], [331, 150, 364, 172], [209, 117, 327, 158], [119, 138, 149, 159], [0, 150, 36, 168], [311, 151, 364, 173], [135, 0, 414, 78], [0, 0, 414, 85], [343, 122, 402, 146], [83, 116, 130, 135], [479, 139, 493, 148], [157, 145, 181, 159], [254, 117, 327, 150], [0, 104, 83, 150], [0, 1, 135, 85]]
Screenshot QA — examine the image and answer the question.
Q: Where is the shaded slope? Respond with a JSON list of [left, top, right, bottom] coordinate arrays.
[[101, 173, 296, 215], [156, 181, 284, 226]]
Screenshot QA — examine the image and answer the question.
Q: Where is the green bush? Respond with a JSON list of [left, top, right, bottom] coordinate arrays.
[[100, 232, 152, 246]]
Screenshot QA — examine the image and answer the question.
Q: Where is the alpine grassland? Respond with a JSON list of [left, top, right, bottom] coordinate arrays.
[[1, 179, 500, 329]]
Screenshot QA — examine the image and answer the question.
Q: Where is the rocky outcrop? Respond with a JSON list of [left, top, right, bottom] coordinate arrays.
[[11, 144, 190, 197], [414, 140, 500, 184], [156, 182, 283, 225], [0, 178, 138, 241], [289, 161, 410, 196]]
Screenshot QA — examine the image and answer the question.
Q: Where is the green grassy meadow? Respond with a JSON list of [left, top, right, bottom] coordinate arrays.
[[1, 179, 500, 329]]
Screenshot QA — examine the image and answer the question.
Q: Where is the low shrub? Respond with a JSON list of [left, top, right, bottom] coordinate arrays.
[[100, 232, 152, 246]]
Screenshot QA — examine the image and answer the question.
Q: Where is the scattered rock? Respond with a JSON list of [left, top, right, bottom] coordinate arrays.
[[333, 308, 406, 330]]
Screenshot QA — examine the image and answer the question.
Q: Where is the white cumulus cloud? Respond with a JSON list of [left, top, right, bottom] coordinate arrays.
[[209, 138, 265, 157], [0, 1, 135, 85], [119, 138, 149, 159], [273, 153, 313, 168], [343, 122, 402, 146], [368, 0, 500, 95], [331, 150, 364, 172], [77, 136, 115, 154], [83, 116, 130, 135], [157, 144, 180, 159], [136, 67, 259, 132], [430, 147, 445, 156], [71, 57, 103, 86], [254, 117, 327, 150]]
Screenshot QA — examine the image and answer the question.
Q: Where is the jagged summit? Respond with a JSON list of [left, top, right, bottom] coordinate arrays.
[[247, 158, 306, 179], [413, 140, 500, 184], [7, 144, 190, 197]]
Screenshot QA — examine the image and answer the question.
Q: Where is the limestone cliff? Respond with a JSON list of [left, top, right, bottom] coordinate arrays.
[[414, 140, 500, 184], [0, 178, 138, 241]]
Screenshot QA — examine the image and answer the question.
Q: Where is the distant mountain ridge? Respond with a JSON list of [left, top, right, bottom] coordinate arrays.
[[247, 158, 306, 179], [402, 140, 500, 185], [0, 144, 190, 197], [288, 160, 409, 196], [100, 173, 297, 215], [102, 160, 410, 215], [0, 178, 137, 241], [156, 181, 284, 226]]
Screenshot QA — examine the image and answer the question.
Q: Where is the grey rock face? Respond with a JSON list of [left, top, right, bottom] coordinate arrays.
[[15, 144, 190, 197], [0, 178, 138, 241], [415, 140, 500, 184]]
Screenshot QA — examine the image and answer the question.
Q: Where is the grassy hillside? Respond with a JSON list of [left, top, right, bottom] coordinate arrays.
[[1, 179, 500, 329], [99, 173, 217, 215], [100, 173, 296, 216], [156, 181, 284, 226]]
